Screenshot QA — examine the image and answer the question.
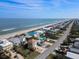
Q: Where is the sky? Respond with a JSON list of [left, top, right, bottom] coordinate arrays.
[[0, 0, 79, 18]]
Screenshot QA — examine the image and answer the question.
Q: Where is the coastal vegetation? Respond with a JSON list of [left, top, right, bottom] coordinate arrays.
[[13, 45, 39, 59]]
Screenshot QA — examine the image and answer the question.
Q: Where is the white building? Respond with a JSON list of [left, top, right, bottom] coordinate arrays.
[[66, 52, 79, 59], [36, 30, 45, 34], [0, 39, 13, 51], [34, 30, 45, 38], [75, 38, 79, 41], [8, 37, 25, 46], [43, 27, 52, 31], [66, 38, 79, 59]]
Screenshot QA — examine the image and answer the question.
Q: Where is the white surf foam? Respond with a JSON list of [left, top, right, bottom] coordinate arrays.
[[2, 28, 16, 31]]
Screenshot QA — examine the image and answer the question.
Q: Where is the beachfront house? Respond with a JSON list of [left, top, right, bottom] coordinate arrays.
[[23, 30, 47, 49], [0, 39, 13, 52], [22, 30, 53, 49], [35, 30, 46, 37], [35, 30, 47, 43], [8, 37, 23, 46], [27, 30, 46, 41], [66, 38, 79, 59], [35, 30, 45, 36]]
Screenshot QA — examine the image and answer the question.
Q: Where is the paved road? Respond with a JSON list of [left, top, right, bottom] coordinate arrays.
[[35, 21, 74, 59]]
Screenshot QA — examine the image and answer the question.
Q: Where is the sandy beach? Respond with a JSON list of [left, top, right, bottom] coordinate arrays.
[[0, 23, 54, 39], [0, 20, 65, 39]]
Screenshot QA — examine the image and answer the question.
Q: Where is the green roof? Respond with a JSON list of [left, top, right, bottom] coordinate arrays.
[[39, 37, 46, 40]]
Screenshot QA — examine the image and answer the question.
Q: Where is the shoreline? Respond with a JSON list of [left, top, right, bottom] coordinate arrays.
[[0, 22, 51, 35], [0, 20, 65, 39], [0, 23, 53, 39]]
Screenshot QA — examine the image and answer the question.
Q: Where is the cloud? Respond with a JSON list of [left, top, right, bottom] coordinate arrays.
[[0, 0, 25, 5], [50, 0, 75, 8], [52, 0, 61, 7], [0, 0, 43, 10], [0, 0, 76, 10], [62, 0, 74, 4]]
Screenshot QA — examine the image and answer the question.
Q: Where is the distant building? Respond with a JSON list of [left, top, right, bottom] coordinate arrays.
[[43, 27, 52, 31], [51, 29, 60, 33], [0, 39, 13, 52]]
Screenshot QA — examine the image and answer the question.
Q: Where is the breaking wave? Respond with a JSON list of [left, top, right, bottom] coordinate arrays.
[[2, 28, 16, 32]]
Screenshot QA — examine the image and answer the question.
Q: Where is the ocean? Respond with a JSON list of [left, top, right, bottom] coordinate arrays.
[[0, 18, 67, 35]]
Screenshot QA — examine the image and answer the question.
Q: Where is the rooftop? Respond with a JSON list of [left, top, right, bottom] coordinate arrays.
[[66, 52, 79, 59], [66, 38, 79, 59], [0, 39, 13, 48], [69, 47, 79, 54], [75, 38, 79, 41], [68, 38, 79, 54], [8, 37, 22, 45]]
